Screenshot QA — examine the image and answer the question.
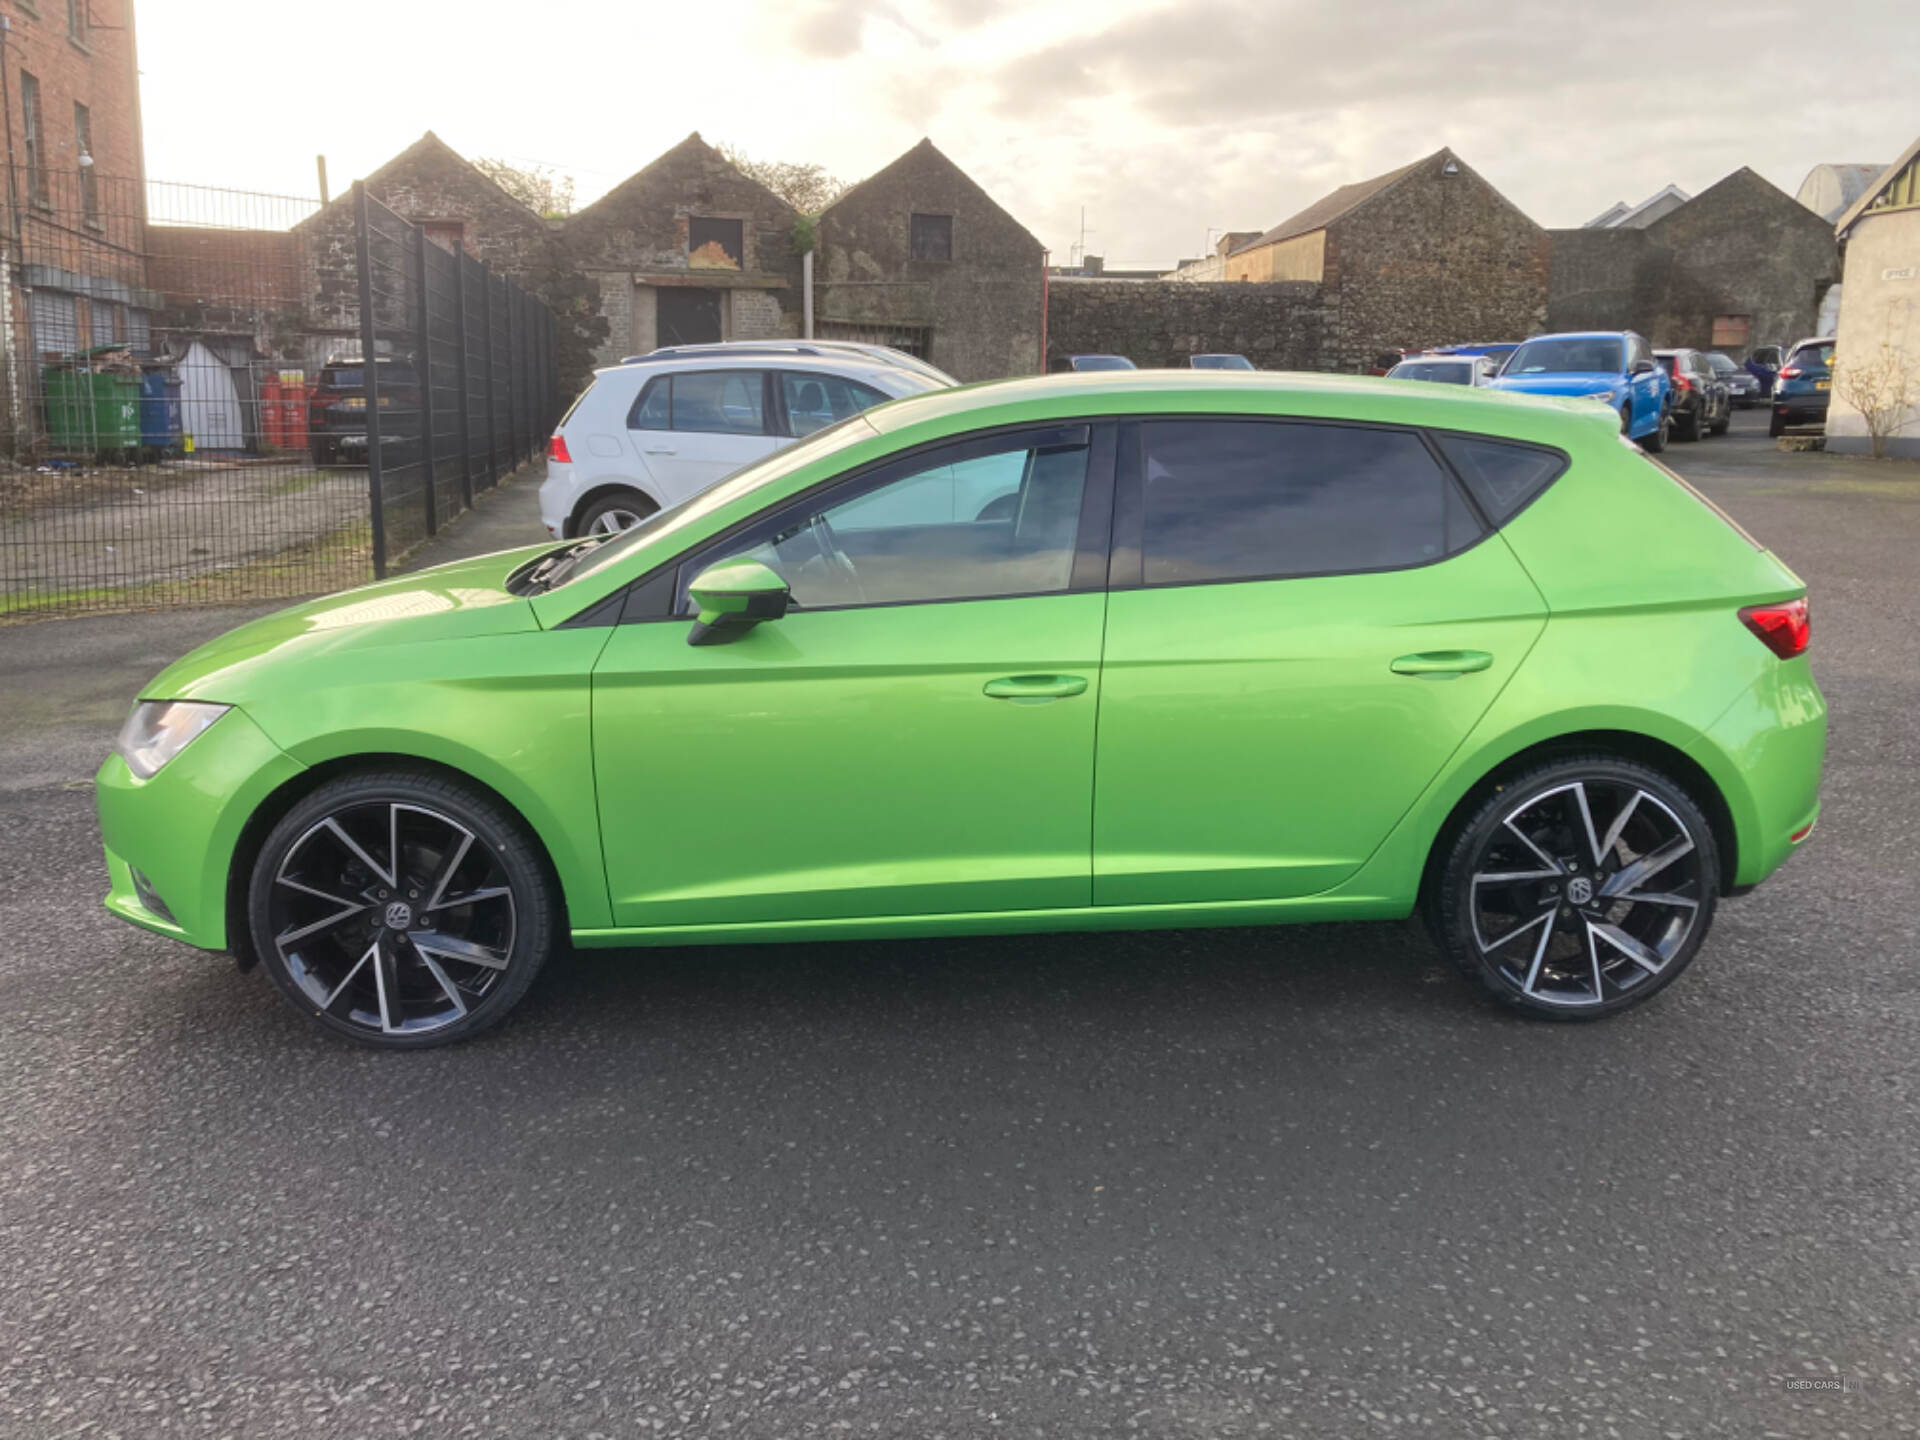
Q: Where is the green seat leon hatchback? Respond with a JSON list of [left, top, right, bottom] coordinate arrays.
[[97, 373, 1825, 1047]]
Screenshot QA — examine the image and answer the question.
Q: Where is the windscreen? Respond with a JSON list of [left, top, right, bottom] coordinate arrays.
[[1504, 338, 1624, 375]]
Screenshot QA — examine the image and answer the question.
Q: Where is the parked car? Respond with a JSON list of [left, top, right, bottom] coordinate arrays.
[[1654, 348, 1732, 441], [307, 355, 421, 467], [1054, 354, 1136, 373], [99, 371, 1824, 1048], [1769, 337, 1837, 438], [1368, 348, 1417, 375], [1386, 353, 1500, 386], [1489, 331, 1671, 451], [1706, 351, 1762, 408], [1746, 343, 1786, 398], [627, 340, 958, 388], [539, 352, 949, 538], [1430, 343, 1521, 364], [1190, 354, 1255, 370]]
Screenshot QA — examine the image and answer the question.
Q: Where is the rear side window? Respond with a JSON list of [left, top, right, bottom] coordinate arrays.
[[1139, 420, 1482, 586], [1433, 434, 1567, 523], [628, 371, 767, 435]]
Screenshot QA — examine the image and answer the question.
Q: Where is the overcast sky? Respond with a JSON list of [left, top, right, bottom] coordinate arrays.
[[140, 0, 1917, 264]]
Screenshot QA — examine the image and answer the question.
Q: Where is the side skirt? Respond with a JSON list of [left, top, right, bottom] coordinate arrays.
[[571, 893, 1414, 950]]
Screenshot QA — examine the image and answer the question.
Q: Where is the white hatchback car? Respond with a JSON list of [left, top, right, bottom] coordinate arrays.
[[540, 351, 952, 537]]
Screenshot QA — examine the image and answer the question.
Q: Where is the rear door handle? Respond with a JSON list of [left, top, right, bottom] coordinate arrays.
[[1390, 650, 1493, 677], [643, 444, 677, 455], [983, 674, 1088, 701]]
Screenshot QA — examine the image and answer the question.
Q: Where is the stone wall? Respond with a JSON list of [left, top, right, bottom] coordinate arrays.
[[1826, 208, 1920, 458], [1323, 154, 1550, 370], [1546, 169, 1840, 358], [816, 139, 1045, 381], [1045, 280, 1327, 371]]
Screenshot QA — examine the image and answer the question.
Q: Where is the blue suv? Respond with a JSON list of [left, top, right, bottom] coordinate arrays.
[[1490, 330, 1672, 451]]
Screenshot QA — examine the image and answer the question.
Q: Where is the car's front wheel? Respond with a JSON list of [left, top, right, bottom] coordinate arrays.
[[248, 771, 556, 1048], [1641, 410, 1670, 453], [1428, 756, 1719, 1020]]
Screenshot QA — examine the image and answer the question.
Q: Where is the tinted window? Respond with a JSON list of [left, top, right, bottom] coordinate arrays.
[[1706, 353, 1738, 376], [781, 372, 889, 437], [1139, 421, 1481, 586], [682, 436, 1090, 611], [1433, 434, 1567, 524], [1505, 338, 1624, 375], [1789, 342, 1835, 370]]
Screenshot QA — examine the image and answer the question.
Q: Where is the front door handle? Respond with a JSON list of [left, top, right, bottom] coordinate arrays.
[[983, 674, 1088, 701], [1390, 650, 1493, 677]]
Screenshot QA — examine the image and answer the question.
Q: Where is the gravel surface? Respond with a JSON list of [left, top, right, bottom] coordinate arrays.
[[2, 411, 1915, 1437]]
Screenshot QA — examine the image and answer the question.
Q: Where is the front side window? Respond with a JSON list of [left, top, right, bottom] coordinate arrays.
[[1138, 420, 1480, 587], [680, 433, 1090, 612], [781, 371, 888, 436], [909, 213, 953, 262], [629, 371, 767, 435]]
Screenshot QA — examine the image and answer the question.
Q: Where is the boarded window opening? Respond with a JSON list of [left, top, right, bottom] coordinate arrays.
[[689, 217, 743, 270], [1711, 314, 1751, 348], [910, 213, 954, 262]]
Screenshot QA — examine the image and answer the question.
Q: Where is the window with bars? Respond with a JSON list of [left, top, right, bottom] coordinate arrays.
[[21, 72, 46, 204]]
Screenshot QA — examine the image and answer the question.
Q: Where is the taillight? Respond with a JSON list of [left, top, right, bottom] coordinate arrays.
[[548, 433, 572, 464], [1779, 366, 1802, 379], [1674, 372, 1694, 392], [1739, 598, 1810, 659]]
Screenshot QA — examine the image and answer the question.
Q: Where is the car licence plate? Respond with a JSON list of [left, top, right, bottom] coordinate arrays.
[[1816, 380, 1830, 391], [342, 396, 366, 410]]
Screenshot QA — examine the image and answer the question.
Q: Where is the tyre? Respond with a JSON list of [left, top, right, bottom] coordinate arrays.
[[576, 489, 658, 537], [1768, 412, 1785, 439], [1710, 407, 1730, 436], [248, 771, 556, 1048], [1678, 403, 1702, 442], [1428, 755, 1719, 1020], [1641, 410, 1670, 453]]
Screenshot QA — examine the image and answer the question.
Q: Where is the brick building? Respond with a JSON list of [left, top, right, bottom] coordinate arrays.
[[1, 0, 152, 436], [564, 132, 802, 366], [1222, 149, 1550, 370], [1546, 168, 1838, 359], [814, 138, 1043, 382]]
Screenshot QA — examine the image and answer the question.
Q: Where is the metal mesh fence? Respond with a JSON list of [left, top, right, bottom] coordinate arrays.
[[1, 168, 557, 618]]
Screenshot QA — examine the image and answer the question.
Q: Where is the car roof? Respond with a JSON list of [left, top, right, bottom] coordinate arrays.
[[589, 352, 917, 384], [856, 369, 1621, 440], [1520, 331, 1632, 342], [1395, 354, 1476, 363]]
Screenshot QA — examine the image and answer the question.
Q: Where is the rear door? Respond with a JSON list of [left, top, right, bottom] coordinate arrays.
[[627, 369, 783, 501], [1092, 419, 1549, 905]]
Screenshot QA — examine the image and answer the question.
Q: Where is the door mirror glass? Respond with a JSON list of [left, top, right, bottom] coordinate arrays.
[[686, 558, 791, 646]]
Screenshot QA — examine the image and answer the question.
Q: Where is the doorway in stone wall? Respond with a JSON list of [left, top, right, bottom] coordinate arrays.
[[658, 288, 722, 347]]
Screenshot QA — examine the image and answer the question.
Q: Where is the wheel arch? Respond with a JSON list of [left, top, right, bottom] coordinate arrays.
[[225, 752, 574, 972], [566, 478, 664, 537], [1415, 727, 1740, 911]]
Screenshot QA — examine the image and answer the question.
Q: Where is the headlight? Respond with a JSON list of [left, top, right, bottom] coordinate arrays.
[[1586, 389, 1618, 404], [114, 701, 230, 780]]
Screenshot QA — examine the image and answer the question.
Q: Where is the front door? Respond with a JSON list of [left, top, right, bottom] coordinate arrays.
[[592, 424, 1115, 929], [657, 286, 722, 347], [1093, 419, 1549, 906]]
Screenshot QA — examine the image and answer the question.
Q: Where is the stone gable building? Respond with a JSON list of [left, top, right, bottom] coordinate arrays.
[[1547, 167, 1838, 359], [563, 133, 803, 365], [814, 138, 1044, 382], [1827, 141, 1920, 457], [1223, 149, 1550, 370]]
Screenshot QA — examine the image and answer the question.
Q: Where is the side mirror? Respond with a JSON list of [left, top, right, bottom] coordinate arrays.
[[686, 558, 790, 646], [1632, 359, 1656, 375]]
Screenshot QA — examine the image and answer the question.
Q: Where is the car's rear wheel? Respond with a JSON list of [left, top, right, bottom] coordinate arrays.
[[1678, 403, 1702, 441], [1429, 756, 1719, 1020], [249, 772, 555, 1048], [577, 489, 658, 537]]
